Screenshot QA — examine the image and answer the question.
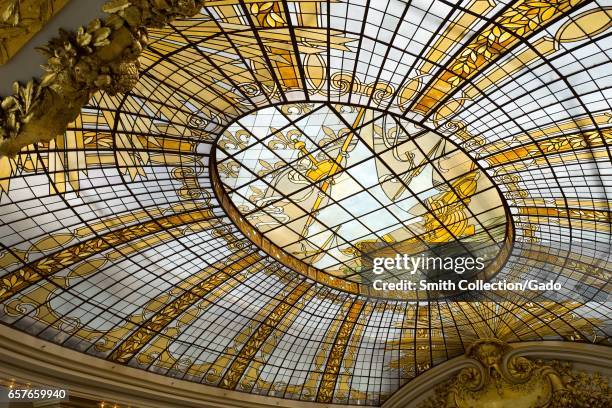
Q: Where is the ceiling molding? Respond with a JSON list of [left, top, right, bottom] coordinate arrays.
[[382, 339, 612, 408], [0, 323, 352, 408]]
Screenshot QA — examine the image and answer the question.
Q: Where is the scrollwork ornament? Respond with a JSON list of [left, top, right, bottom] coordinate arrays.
[[236, 81, 263, 99], [439, 119, 465, 135], [418, 339, 610, 408], [366, 81, 394, 105], [330, 71, 357, 96], [280, 102, 315, 116]]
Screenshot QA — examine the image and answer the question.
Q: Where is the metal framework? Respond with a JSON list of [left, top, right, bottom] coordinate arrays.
[[0, 0, 610, 406]]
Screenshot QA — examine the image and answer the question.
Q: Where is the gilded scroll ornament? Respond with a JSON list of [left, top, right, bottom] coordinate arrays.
[[417, 339, 611, 408]]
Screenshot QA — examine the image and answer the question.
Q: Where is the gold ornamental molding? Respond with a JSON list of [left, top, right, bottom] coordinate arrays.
[[0, 0, 71, 65], [383, 339, 612, 408], [0, 0, 209, 157]]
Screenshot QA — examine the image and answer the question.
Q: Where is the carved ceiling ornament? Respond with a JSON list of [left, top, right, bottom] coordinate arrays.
[[0, 0, 207, 156], [417, 339, 611, 408]]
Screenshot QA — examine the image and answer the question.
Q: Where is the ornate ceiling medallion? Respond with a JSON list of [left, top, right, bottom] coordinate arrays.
[[212, 103, 514, 299]]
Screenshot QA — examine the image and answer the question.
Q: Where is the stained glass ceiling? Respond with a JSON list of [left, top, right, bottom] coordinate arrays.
[[215, 103, 510, 293], [0, 0, 611, 406]]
